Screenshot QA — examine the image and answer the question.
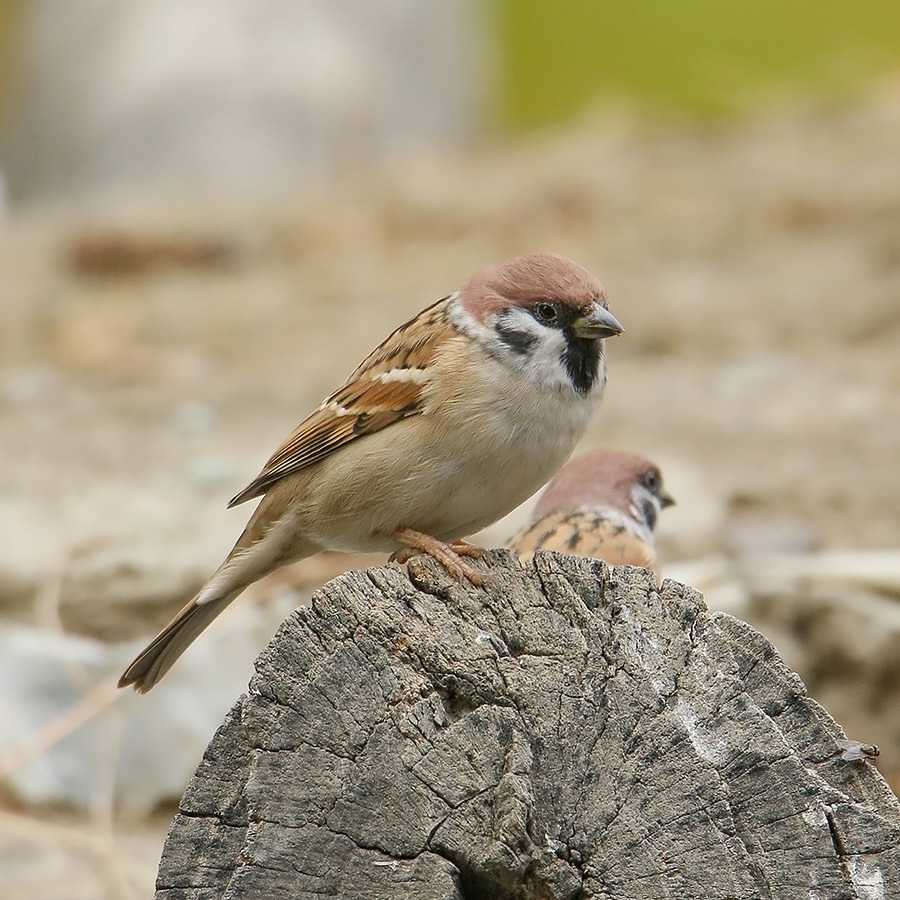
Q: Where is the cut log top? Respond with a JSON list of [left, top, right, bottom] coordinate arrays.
[[156, 551, 900, 900]]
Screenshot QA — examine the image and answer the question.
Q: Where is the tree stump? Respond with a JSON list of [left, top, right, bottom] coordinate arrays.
[[155, 551, 900, 899]]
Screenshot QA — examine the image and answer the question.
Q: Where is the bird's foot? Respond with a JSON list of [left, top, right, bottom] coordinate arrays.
[[388, 546, 419, 566], [447, 539, 492, 561], [390, 527, 496, 587]]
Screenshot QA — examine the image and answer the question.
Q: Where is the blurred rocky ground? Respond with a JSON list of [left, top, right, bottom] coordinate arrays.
[[2, 85, 900, 897]]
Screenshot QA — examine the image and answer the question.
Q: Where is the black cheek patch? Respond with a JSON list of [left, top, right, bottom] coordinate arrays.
[[495, 320, 539, 356], [638, 496, 658, 531]]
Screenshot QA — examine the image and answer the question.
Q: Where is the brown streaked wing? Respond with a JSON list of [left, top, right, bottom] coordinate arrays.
[[228, 297, 455, 507], [508, 510, 657, 571]]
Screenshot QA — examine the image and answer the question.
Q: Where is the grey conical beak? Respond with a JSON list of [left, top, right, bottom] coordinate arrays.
[[659, 489, 676, 509], [571, 304, 624, 339]]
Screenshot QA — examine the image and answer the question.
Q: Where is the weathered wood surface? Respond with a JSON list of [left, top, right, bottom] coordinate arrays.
[[156, 551, 900, 899]]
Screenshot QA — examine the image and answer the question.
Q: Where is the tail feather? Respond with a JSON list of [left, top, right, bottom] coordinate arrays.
[[118, 588, 243, 693], [119, 485, 318, 692]]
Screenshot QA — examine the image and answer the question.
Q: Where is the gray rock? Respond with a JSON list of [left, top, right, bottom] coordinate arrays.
[[157, 553, 900, 899], [0, 599, 294, 813]]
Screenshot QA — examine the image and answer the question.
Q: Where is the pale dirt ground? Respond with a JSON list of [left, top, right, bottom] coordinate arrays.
[[2, 86, 900, 897]]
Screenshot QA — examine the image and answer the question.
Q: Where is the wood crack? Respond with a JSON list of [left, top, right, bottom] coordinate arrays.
[[154, 556, 900, 899]]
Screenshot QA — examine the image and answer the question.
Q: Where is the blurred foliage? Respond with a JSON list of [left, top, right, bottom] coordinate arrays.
[[492, 0, 900, 126], [0, 0, 21, 111]]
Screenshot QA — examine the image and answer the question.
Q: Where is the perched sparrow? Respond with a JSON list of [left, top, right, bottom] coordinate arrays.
[[507, 450, 674, 571], [119, 253, 623, 692]]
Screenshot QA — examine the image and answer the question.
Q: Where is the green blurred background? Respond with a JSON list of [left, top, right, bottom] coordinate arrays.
[[4, 0, 900, 134], [0, 0, 18, 106], [2, 0, 900, 201], [492, 0, 900, 125]]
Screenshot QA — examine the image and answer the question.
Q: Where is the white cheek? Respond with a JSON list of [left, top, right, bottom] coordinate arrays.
[[449, 299, 605, 397], [518, 328, 573, 392], [629, 484, 662, 544], [487, 307, 581, 393]]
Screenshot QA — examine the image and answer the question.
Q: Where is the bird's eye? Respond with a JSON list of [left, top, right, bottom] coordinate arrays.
[[643, 470, 660, 492], [535, 302, 558, 324]]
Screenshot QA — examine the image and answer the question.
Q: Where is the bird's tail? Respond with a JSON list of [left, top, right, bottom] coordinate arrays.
[[117, 586, 244, 693], [119, 484, 316, 693]]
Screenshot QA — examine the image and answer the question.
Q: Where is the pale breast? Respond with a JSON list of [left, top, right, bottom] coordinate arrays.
[[298, 338, 601, 552]]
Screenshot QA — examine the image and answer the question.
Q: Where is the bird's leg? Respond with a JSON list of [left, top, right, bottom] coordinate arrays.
[[447, 538, 491, 560], [390, 527, 493, 586], [389, 537, 491, 568], [387, 546, 419, 565]]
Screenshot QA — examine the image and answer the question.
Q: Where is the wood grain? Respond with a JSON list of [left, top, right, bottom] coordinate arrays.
[[156, 552, 900, 899]]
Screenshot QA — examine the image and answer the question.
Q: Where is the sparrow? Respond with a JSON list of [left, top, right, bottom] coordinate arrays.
[[119, 253, 623, 692], [507, 450, 674, 572]]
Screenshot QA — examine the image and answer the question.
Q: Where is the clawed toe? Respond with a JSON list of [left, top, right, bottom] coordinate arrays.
[[448, 539, 491, 561], [390, 527, 495, 588], [388, 547, 418, 565], [461, 566, 499, 588]]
